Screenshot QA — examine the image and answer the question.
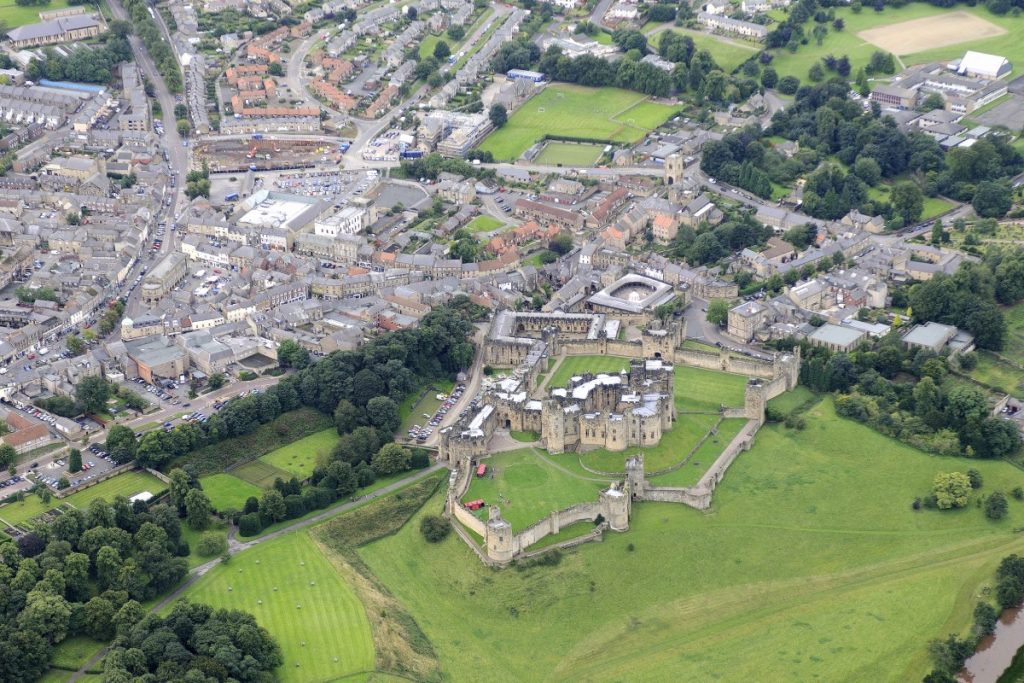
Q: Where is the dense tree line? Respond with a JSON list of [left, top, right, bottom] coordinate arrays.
[[24, 31, 131, 85], [905, 262, 1008, 351], [122, 0, 183, 93], [0, 494, 271, 681]]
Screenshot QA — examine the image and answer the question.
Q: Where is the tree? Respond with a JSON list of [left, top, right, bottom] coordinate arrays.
[[68, 448, 82, 473], [196, 531, 227, 556], [76, 376, 110, 415], [0, 444, 16, 471], [706, 299, 730, 327], [365, 396, 400, 436], [258, 489, 286, 523], [973, 180, 1012, 218], [105, 425, 138, 464], [761, 66, 778, 89], [208, 372, 226, 390], [334, 399, 364, 434], [420, 514, 450, 542], [0, 625, 51, 683], [277, 339, 309, 369], [974, 601, 999, 636], [489, 103, 508, 128], [832, 17, 845, 30], [777, 75, 800, 95], [176, 119, 191, 137], [549, 231, 574, 255], [57, 476, 69, 490], [267, 61, 284, 76], [184, 489, 213, 530], [808, 62, 825, 82], [967, 468, 983, 489], [371, 443, 411, 476], [83, 596, 116, 641], [986, 491, 1009, 520], [432, 40, 450, 61], [890, 182, 924, 225], [933, 472, 972, 510], [18, 591, 72, 644], [930, 219, 947, 246], [66, 334, 84, 356]]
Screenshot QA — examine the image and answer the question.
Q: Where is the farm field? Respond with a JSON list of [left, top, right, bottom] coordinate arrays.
[[0, 470, 166, 528], [0, 0, 72, 28], [170, 531, 375, 683], [769, 3, 1024, 81], [653, 27, 759, 73], [477, 84, 678, 161], [260, 428, 338, 479], [464, 447, 607, 530], [360, 398, 1024, 682], [535, 141, 604, 166], [199, 472, 264, 511]]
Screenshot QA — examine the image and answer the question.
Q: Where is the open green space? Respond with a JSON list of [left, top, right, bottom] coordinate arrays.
[[477, 84, 678, 161], [360, 398, 1024, 682], [767, 384, 817, 416], [170, 531, 375, 683], [1003, 302, 1024, 365], [653, 27, 759, 73], [418, 34, 443, 60], [535, 141, 604, 166], [580, 412, 720, 474], [180, 522, 229, 569], [0, 470, 166, 528], [647, 417, 749, 487], [867, 183, 954, 221], [464, 448, 606, 531], [50, 636, 104, 672], [548, 355, 634, 388], [260, 428, 338, 479], [463, 215, 505, 234], [233, 459, 293, 489], [770, 3, 1024, 81], [675, 365, 748, 412], [199, 472, 264, 511], [968, 351, 1024, 397], [0, 0, 71, 28]]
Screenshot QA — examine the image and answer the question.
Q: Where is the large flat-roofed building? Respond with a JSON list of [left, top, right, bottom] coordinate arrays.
[[901, 321, 968, 354], [870, 83, 917, 110], [6, 14, 104, 48], [953, 51, 1011, 80], [237, 190, 326, 233], [586, 273, 680, 324], [808, 323, 866, 353]]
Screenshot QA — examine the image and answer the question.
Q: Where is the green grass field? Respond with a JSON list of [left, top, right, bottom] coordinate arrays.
[[969, 351, 1024, 397], [418, 35, 444, 60], [360, 398, 1024, 682], [463, 215, 505, 234], [0, 470, 166, 528], [579, 412, 720, 474], [535, 142, 604, 166], [548, 355, 634, 388], [199, 473, 263, 511], [646, 417, 749, 487], [767, 385, 817, 416], [171, 531, 375, 682], [233, 460, 293, 489], [1002, 302, 1024, 365], [653, 27, 759, 73], [867, 183, 954, 221], [464, 448, 606, 530], [260, 428, 338, 480], [770, 3, 1024, 81], [0, 0, 71, 28], [50, 636, 104, 672], [478, 84, 678, 161]]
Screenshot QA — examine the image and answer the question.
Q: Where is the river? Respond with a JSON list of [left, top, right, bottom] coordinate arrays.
[[960, 607, 1024, 683]]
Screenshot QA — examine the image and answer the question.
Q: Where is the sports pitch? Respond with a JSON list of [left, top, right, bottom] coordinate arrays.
[[478, 84, 678, 161], [535, 142, 604, 166], [857, 11, 1005, 55]]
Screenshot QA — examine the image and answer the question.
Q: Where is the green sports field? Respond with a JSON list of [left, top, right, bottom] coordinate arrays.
[[199, 473, 264, 511], [0, 470, 167, 528], [360, 397, 1024, 682], [770, 3, 1024, 81], [478, 84, 678, 161], [0, 0, 72, 28], [171, 531, 375, 682], [464, 447, 607, 530], [535, 142, 604, 166], [259, 428, 338, 479]]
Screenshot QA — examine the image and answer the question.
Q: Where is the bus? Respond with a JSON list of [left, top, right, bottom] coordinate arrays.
[[224, 192, 239, 202], [476, 464, 486, 478]]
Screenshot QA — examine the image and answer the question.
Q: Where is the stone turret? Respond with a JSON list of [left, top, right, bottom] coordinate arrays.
[[485, 505, 514, 563], [625, 453, 646, 499], [664, 153, 684, 186], [600, 483, 630, 531], [745, 378, 768, 424]]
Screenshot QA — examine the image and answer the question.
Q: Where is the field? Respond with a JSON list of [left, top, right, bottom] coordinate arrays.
[[477, 84, 678, 161], [50, 636, 104, 672], [462, 215, 505, 234], [360, 398, 1024, 682], [535, 142, 604, 166], [464, 447, 607, 530], [858, 11, 1005, 55], [170, 531, 375, 682], [579, 412, 721, 474], [0, 470, 167, 528], [654, 28, 759, 73], [645, 417, 749, 487], [233, 460, 293, 488], [968, 351, 1024, 397], [867, 183, 955, 221], [199, 472, 264, 511], [1003, 302, 1024, 365], [548, 355, 635, 388], [0, 0, 71, 28], [259, 428, 338, 479], [770, 4, 1024, 81]]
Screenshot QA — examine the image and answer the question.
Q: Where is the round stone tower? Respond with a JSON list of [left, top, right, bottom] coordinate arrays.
[[485, 506, 515, 563], [600, 483, 630, 531]]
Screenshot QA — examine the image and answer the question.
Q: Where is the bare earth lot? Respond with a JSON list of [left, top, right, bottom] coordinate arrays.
[[858, 11, 1006, 55]]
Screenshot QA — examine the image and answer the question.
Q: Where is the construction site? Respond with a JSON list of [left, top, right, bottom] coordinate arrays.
[[193, 137, 344, 173]]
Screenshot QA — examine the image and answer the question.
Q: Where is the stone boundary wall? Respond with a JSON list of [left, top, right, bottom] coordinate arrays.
[[516, 501, 603, 550], [517, 523, 606, 560], [646, 416, 724, 478], [690, 419, 760, 498], [449, 517, 499, 566], [450, 502, 487, 537], [144, 468, 172, 484]]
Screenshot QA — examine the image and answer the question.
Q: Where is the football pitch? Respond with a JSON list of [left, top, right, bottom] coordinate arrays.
[[478, 84, 678, 161], [535, 142, 604, 166]]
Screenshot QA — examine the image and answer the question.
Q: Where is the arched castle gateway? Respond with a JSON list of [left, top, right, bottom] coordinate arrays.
[[440, 308, 801, 565]]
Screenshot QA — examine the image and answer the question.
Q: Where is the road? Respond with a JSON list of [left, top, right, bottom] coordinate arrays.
[[423, 323, 488, 449]]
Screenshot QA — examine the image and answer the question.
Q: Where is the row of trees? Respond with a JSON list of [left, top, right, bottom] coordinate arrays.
[[122, 0, 183, 93]]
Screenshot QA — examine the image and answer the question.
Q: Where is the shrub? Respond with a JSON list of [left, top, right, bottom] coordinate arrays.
[[197, 531, 227, 556], [420, 515, 451, 543], [986, 491, 1009, 521], [967, 468, 984, 489], [238, 512, 263, 537], [765, 405, 785, 423], [1012, 487, 1024, 501]]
